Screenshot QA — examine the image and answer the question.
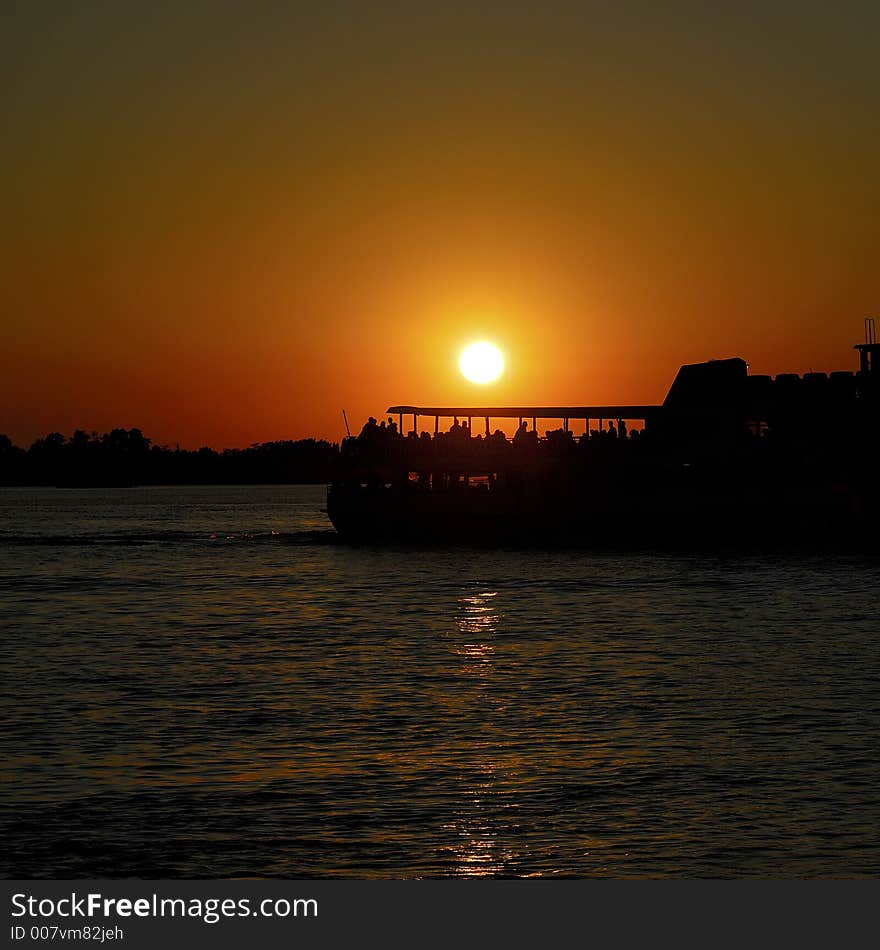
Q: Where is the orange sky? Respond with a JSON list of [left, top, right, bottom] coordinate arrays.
[[3, 4, 879, 448]]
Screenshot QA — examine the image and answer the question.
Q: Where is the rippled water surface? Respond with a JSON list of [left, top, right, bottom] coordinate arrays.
[[1, 485, 878, 878]]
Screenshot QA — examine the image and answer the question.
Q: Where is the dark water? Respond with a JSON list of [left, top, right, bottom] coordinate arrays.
[[1, 485, 878, 878]]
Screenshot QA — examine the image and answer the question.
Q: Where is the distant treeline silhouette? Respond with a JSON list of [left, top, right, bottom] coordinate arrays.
[[0, 429, 340, 486]]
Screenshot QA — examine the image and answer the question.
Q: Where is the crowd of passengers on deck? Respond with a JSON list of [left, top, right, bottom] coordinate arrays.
[[348, 416, 646, 457]]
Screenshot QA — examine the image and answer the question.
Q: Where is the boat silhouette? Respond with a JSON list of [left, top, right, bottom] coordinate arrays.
[[328, 322, 880, 544]]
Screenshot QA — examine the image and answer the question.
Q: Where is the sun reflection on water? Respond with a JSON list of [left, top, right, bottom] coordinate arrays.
[[446, 591, 517, 875], [442, 764, 517, 877], [453, 591, 499, 677]]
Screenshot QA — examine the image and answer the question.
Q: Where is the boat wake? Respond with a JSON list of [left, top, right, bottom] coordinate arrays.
[[0, 529, 338, 547]]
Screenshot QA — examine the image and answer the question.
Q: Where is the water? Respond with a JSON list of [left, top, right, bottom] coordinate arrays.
[[1, 485, 878, 878]]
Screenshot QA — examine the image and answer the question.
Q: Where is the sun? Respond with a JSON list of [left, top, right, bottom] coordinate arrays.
[[459, 341, 504, 384]]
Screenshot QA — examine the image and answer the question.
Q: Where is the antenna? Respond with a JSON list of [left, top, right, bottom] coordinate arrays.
[[342, 409, 351, 439], [866, 317, 876, 345]]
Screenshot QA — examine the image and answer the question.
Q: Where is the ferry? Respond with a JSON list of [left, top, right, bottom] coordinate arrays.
[[327, 322, 879, 544]]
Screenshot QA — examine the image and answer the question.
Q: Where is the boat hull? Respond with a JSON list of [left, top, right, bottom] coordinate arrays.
[[327, 484, 870, 546]]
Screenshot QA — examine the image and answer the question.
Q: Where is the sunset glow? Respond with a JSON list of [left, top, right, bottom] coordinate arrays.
[[2, 6, 879, 448]]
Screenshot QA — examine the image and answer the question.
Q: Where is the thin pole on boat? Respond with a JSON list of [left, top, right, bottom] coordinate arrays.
[[342, 409, 351, 438]]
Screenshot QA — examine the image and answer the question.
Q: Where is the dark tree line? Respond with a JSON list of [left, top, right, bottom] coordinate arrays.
[[0, 429, 340, 486]]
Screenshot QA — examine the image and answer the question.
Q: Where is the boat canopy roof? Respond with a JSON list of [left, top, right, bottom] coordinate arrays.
[[386, 405, 661, 420]]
